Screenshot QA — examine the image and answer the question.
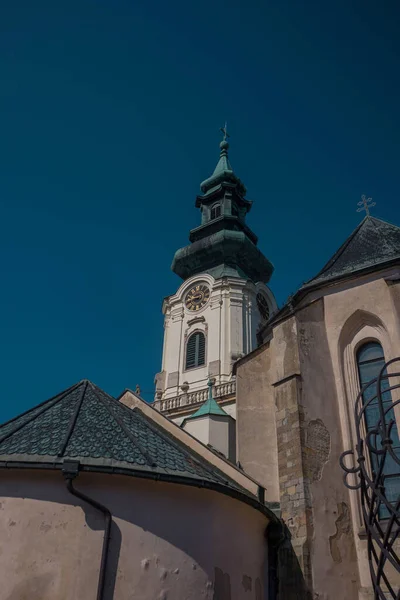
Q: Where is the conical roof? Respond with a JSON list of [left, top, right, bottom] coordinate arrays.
[[200, 139, 246, 196], [304, 216, 400, 288], [0, 380, 241, 490]]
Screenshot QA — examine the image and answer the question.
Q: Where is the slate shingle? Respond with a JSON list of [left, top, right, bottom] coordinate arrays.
[[0, 380, 245, 493], [304, 216, 400, 288]]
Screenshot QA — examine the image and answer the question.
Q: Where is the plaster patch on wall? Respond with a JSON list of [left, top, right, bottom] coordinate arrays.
[[299, 327, 314, 357], [329, 502, 351, 563], [304, 419, 331, 482]]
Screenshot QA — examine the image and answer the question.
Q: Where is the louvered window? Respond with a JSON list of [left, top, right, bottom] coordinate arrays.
[[185, 332, 206, 370], [210, 203, 221, 220]]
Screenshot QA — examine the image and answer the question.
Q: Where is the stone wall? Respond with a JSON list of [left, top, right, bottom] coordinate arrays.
[[296, 298, 359, 599], [270, 316, 315, 594], [238, 304, 361, 599]]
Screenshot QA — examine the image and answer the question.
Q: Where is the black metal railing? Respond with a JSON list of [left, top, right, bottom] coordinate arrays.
[[340, 357, 400, 599]]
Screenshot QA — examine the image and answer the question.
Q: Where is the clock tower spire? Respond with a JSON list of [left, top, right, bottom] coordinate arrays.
[[154, 129, 277, 436]]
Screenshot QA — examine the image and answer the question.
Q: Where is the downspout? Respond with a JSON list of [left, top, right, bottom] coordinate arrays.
[[62, 460, 112, 600]]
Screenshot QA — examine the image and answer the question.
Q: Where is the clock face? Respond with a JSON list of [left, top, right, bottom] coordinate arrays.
[[185, 284, 210, 311]]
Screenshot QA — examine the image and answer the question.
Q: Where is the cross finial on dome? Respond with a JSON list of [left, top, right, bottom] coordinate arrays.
[[219, 122, 230, 155], [220, 122, 230, 142]]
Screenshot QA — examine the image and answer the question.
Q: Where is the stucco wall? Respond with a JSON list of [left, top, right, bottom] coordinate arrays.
[[296, 298, 359, 599], [0, 469, 269, 600], [234, 269, 400, 598], [236, 344, 280, 503], [183, 415, 236, 461], [323, 272, 400, 597]]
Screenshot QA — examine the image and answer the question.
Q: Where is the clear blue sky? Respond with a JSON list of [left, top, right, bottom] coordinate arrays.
[[0, 0, 399, 421]]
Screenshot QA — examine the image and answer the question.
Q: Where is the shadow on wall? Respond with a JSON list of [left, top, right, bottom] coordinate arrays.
[[2, 470, 269, 600], [86, 517, 121, 600], [268, 522, 312, 600]]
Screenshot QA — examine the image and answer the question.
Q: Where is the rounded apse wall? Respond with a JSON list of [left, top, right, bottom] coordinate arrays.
[[0, 470, 269, 600]]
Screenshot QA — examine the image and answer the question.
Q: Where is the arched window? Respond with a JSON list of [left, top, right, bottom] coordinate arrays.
[[256, 292, 270, 322], [231, 203, 239, 217], [185, 331, 206, 370], [357, 342, 400, 517], [210, 204, 221, 220]]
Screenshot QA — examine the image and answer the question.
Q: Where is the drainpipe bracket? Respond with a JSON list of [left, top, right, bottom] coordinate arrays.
[[62, 459, 81, 480]]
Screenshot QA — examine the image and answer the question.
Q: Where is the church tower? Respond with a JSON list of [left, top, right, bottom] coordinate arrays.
[[154, 128, 277, 424]]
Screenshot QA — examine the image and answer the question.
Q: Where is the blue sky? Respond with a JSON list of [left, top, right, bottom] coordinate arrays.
[[0, 0, 399, 421]]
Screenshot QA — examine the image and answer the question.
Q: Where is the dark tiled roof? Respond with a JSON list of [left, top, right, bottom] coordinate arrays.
[[0, 380, 244, 492], [304, 216, 400, 288], [257, 216, 400, 336]]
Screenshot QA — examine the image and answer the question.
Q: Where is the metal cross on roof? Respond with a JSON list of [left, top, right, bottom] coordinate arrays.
[[220, 122, 230, 141], [357, 194, 376, 217]]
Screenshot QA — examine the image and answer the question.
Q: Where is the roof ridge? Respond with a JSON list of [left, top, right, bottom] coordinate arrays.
[[305, 217, 368, 285], [132, 406, 236, 488], [368, 215, 400, 228], [88, 383, 157, 468], [0, 381, 84, 446], [0, 380, 84, 429], [122, 388, 262, 492], [58, 381, 88, 457]]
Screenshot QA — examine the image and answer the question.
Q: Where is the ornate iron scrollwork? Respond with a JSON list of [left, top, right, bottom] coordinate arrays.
[[340, 357, 400, 599]]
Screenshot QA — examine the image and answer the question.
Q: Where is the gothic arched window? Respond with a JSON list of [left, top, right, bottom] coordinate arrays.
[[185, 331, 206, 370], [357, 341, 400, 517], [210, 203, 221, 220]]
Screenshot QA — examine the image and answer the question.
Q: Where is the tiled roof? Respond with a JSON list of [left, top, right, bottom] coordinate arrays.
[[257, 216, 400, 336], [304, 216, 400, 288], [0, 380, 246, 493]]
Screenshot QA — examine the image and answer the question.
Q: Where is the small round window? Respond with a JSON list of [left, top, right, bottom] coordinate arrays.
[[256, 293, 270, 322]]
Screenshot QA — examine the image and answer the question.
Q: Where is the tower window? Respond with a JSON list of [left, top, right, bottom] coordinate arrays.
[[185, 332, 206, 370], [232, 203, 239, 217], [357, 341, 400, 518], [256, 293, 270, 322], [210, 203, 221, 220]]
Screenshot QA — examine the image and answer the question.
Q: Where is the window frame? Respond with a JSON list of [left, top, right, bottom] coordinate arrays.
[[356, 341, 400, 519], [184, 330, 207, 371], [210, 203, 221, 221], [256, 292, 270, 322]]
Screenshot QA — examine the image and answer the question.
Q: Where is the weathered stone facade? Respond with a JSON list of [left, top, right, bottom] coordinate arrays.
[[235, 269, 400, 599]]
